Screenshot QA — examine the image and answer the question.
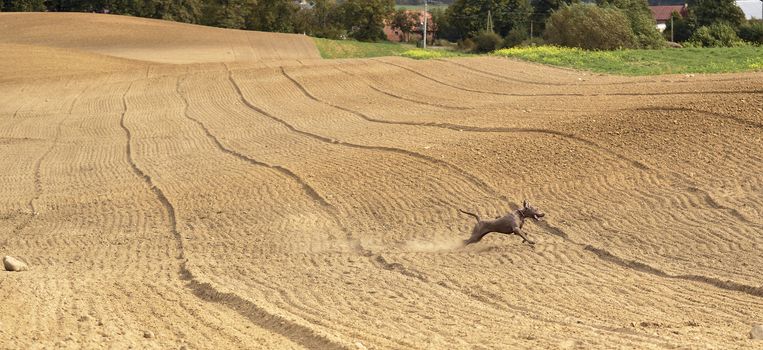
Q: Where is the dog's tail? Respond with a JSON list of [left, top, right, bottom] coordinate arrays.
[[458, 209, 480, 222]]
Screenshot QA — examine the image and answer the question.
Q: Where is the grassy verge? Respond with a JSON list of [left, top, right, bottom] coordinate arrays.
[[493, 46, 763, 75], [313, 38, 416, 59], [400, 48, 471, 60]]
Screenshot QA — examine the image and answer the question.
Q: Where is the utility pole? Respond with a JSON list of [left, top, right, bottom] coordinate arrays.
[[486, 10, 493, 32], [422, 0, 428, 49], [530, 21, 533, 39], [671, 15, 674, 42]]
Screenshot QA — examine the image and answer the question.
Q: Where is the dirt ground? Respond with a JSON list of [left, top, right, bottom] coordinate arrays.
[[1, 13, 762, 350]]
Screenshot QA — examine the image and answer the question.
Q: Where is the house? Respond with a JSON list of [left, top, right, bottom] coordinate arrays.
[[650, 4, 688, 32], [383, 10, 435, 44]]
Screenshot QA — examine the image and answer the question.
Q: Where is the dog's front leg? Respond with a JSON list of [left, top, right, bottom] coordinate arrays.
[[514, 228, 535, 245]]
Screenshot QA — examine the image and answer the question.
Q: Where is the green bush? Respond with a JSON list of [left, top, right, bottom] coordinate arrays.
[[473, 31, 503, 52], [544, 4, 637, 50], [597, 0, 665, 48], [688, 22, 745, 47], [663, 12, 696, 42], [457, 38, 476, 52], [502, 27, 529, 48], [739, 20, 763, 45]]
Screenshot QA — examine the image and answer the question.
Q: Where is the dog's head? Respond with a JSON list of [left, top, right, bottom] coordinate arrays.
[[521, 200, 545, 221]]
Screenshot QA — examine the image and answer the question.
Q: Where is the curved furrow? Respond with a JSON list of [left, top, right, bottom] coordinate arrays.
[[280, 65, 650, 173], [538, 215, 763, 298], [227, 68, 501, 204], [278, 63, 763, 298], [332, 65, 473, 110], [227, 255, 673, 349], [439, 58, 763, 88], [374, 58, 584, 97], [175, 78, 333, 211], [377, 58, 763, 98], [393, 243, 756, 344], [638, 106, 763, 131], [177, 70, 695, 346], [4, 82, 90, 246], [120, 78, 350, 350], [524, 171, 761, 279]]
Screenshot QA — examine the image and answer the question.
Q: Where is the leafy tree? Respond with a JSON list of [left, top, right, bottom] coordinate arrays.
[[663, 10, 696, 42], [3, 0, 46, 11], [200, 0, 253, 29], [597, 0, 663, 48], [544, 3, 636, 49], [153, 0, 202, 23], [390, 8, 418, 41], [530, 0, 577, 34], [689, 0, 745, 28], [688, 22, 744, 46], [430, 7, 460, 42], [337, 0, 394, 41], [290, 0, 344, 38], [738, 19, 763, 44], [247, 0, 298, 32], [502, 26, 528, 47], [446, 0, 532, 38]]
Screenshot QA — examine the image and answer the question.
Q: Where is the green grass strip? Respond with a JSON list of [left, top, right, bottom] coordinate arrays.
[[313, 38, 416, 59], [493, 46, 763, 76]]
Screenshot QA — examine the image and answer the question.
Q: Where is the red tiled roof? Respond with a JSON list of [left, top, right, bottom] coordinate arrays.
[[650, 5, 688, 21]]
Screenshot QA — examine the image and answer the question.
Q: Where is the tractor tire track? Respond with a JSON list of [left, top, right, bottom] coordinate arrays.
[[227, 67, 501, 203], [438, 59, 763, 87], [332, 65, 472, 110], [286, 65, 763, 235], [637, 106, 763, 130], [378, 59, 763, 97], [121, 79, 350, 350], [277, 66, 763, 299], [6, 83, 89, 242], [281, 66, 650, 172]]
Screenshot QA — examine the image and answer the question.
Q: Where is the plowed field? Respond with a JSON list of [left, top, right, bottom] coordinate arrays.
[[1, 13, 762, 350]]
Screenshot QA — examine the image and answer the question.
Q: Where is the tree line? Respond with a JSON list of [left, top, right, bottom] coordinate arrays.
[[0, 0, 398, 42], [2, 0, 761, 48]]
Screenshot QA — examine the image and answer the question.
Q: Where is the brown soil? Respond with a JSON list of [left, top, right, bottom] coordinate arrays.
[[1, 13, 762, 350]]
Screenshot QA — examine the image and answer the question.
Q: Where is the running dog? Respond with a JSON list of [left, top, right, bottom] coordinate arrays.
[[459, 200, 545, 245]]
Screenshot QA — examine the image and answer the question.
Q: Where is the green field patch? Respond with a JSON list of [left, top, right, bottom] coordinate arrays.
[[313, 38, 415, 59], [400, 49, 470, 59], [493, 46, 763, 75]]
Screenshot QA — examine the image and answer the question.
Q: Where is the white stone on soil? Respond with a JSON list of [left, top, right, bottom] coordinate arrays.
[[751, 324, 763, 340], [3, 256, 28, 272]]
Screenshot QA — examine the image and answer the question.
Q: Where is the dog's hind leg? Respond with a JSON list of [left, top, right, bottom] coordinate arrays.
[[463, 226, 490, 246]]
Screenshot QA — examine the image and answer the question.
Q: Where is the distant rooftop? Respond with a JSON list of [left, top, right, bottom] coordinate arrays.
[[650, 5, 688, 22]]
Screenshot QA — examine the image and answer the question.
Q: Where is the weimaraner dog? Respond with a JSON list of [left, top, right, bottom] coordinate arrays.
[[459, 200, 545, 245]]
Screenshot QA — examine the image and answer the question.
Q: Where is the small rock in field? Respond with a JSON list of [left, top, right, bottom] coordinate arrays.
[[355, 341, 367, 350], [144, 330, 155, 339], [751, 324, 763, 340], [78, 315, 92, 322], [3, 256, 28, 271]]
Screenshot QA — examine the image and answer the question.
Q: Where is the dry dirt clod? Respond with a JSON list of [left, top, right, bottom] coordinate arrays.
[[3, 256, 28, 271], [355, 341, 368, 350], [751, 324, 763, 340], [143, 330, 155, 339]]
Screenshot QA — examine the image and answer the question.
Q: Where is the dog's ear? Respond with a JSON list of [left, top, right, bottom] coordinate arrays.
[[523, 199, 529, 208]]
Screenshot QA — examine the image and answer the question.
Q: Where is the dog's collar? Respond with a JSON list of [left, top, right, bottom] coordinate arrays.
[[514, 208, 526, 219]]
